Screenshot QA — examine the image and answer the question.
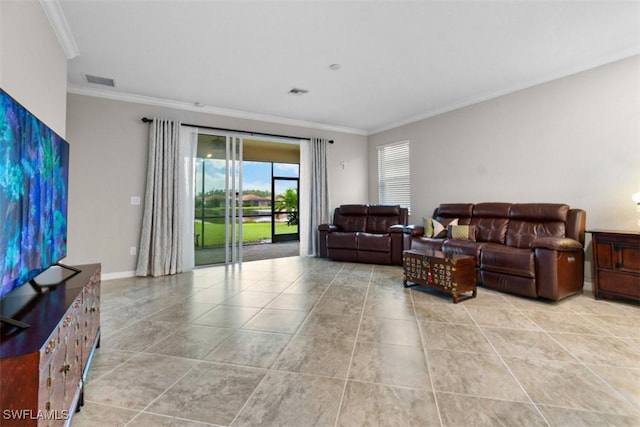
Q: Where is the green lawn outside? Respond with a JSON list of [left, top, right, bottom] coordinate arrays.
[[194, 221, 298, 246]]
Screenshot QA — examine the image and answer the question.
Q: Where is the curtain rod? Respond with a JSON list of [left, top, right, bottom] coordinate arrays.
[[141, 117, 334, 144]]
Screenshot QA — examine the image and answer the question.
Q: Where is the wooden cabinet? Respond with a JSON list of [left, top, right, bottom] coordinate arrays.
[[403, 249, 477, 303], [0, 264, 100, 426], [589, 230, 640, 302]]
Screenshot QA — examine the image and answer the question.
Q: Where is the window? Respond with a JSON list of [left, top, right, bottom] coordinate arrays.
[[377, 140, 410, 212]]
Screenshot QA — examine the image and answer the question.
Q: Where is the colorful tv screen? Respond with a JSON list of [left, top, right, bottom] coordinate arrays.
[[0, 89, 70, 299]]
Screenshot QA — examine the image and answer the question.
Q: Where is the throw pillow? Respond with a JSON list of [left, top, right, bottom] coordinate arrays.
[[448, 224, 477, 241], [423, 217, 435, 237], [433, 218, 458, 238]]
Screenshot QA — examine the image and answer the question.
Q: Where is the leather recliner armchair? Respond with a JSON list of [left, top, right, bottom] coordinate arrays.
[[318, 204, 408, 265]]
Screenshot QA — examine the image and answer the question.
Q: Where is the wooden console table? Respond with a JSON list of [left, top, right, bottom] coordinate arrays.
[[403, 249, 476, 303], [0, 264, 101, 426], [589, 230, 639, 302]]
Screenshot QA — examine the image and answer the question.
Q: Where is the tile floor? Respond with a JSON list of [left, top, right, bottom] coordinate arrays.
[[194, 241, 299, 265], [71, 256, 640, 427]]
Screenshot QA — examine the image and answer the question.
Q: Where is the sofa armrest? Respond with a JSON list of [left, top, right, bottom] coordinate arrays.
[[403, 224, 425, 236], [535, 247, 584, 300], [389, 224, 405, 234], [317, 224, 339, 258], [532, 237, 582, 251], [402, 224, 424, 256]]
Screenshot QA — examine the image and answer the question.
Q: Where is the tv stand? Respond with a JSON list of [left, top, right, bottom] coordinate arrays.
[[0, 264, 101, 427], [0, 315, 30, 329], [29, 263, 82, 293]]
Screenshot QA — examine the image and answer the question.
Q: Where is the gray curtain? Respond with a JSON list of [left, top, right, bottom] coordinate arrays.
[[135, 118, 183, 276], [309, 137, 331, 256]]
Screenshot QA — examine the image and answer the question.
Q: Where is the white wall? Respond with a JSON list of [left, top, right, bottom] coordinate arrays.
[[369, 56, 640, 228], [368, 56, 640, 281], [0, 0, 67, 136], [65, 94, 368, 275]]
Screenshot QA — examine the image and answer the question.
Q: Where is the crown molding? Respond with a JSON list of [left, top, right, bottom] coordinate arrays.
[[67, 85, 368, 136], [39, 0, 80, 59], [370, 50, 640, 135]]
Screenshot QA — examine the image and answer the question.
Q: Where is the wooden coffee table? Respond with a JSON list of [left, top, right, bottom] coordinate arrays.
[[402, 249, 477, 303]]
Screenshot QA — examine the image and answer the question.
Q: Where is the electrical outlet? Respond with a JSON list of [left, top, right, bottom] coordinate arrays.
[[130, 246, 137, 256]]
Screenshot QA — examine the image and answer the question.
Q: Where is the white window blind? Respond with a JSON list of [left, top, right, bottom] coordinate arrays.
[[377, 140, 410, 212]]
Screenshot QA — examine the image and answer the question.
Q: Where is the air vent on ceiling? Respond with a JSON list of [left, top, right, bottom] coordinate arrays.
[[288, 87, 309, 95], [85, 74, 115, 87]]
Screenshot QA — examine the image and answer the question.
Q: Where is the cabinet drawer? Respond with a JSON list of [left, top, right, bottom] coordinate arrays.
[[617, 244, 640, 275], [597, 271, 640, 299]]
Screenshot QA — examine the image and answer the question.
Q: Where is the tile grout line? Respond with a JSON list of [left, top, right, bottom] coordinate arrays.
[[121, 361, 203, 427], [409, 288, 445, 427], [83, 349, 140, 385], [83, 259, 319, 426], [519, 309, 640, 412], [461, 303, 553, 427], [333, 264, 375, 427], [227, 262, 345, 427], [120, 265, 309, 426], [126, 410, 214, 426]]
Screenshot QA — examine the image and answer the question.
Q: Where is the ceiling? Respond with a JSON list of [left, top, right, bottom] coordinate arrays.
[[57, 1, 640, 135], [196, 135, 300, 163]]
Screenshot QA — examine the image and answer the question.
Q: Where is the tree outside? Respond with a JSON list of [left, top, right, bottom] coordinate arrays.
[[275, 187, 298, 226]]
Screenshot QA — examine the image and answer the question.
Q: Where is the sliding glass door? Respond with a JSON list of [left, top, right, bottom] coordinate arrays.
[[194, 133, 243, 265], [194, 134, 301, 265]]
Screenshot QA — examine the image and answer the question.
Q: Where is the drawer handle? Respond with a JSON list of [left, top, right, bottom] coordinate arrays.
[[45, 339, 57, 354]]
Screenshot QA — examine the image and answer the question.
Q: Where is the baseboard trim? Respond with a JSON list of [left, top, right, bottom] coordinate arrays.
[[102, 270, 136, 281]]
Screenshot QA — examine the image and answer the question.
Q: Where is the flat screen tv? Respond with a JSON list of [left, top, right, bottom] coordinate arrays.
[[0, 89, 71, 307]]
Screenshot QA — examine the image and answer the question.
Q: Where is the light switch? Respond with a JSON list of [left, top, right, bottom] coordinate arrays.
[[131, 196, 141, 205]]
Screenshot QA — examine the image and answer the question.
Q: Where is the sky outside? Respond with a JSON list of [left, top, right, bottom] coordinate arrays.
[[195, 160, 299, 194]]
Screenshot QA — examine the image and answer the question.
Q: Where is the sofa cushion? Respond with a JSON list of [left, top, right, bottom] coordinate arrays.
[[339, 204, 369, 215], [334, 205, 368, 233], [480, 245, 535, 278], [327, 232, 358, 250], [358, 233, 391, 253], [435, 203, 473, 225], [471, 203, 510, 244], [367, 205, 400, 216], [510, 203, 569, 222], [448, 224, 477, 241], [366, 205, 402, 233], [506, 204, 569, 249], [410, 236, 444, 252], [442, 239, 486, 259]]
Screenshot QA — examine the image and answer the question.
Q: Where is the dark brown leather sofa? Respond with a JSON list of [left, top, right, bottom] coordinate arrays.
[[404, 203, 586, 300], [318, 204, 409, 265]]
